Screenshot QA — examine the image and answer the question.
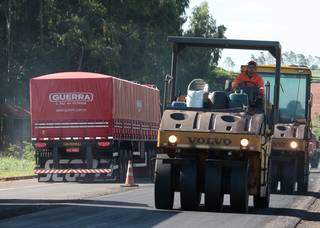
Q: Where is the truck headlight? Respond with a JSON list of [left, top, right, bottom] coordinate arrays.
[[290, 141, 298, 149], [168, 135, 178, 144], [240, 138, 249, 147]]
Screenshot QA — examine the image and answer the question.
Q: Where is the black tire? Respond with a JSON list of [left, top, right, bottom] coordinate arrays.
[[270, 159, 280, 193], [281, 162, 295, 194], [230, 163, 249, 213], [254, 159, 271, 209], [298, 180, 308, 193], [149, 158, 156, 183], [148, 149, 156, 182], [310, 161, 317, 169], [281, 179, 295, 194], [297, 171, 309, 193], [310, 157, 318, 168], [154, 159, 174, 209], [180, 162, 200, 211], [253, 189, 270, 209], [205, 163, 223, 211], [117, 150, 128, 183], [296, 156, 308, 193]]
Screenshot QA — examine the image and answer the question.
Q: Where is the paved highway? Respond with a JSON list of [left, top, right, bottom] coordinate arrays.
[[0, 171, 320, 227]]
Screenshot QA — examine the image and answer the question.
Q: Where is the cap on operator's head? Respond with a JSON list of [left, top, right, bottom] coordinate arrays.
[[248, 60, 257, 67]]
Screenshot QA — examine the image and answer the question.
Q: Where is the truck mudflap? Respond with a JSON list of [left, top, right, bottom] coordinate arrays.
[[34, 169, 113, 174], [36, 158, 118, 182]]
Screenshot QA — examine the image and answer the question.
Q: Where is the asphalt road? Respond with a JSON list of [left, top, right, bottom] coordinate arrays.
[[0, 171, 320, 228]]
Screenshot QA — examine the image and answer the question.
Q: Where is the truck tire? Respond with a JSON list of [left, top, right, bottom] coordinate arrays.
[[180, 162, 200, 211], [154, 159, 174, 209], [230, 163, 249, 213], [116, 150, 128, 183], [205, 163, 223, 211]]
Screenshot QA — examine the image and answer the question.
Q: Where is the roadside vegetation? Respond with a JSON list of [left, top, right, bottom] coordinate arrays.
[[0, 142, 35, 178]]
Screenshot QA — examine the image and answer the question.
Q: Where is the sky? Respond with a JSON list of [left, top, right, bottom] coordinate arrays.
[[185, 0, 320, 70]]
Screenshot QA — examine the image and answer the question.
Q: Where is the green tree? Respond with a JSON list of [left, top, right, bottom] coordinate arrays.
[[224, 57, 235, 71], [251, 52, 274, 65], [177, 1, 226, 93], [0, 0, 191, 106]]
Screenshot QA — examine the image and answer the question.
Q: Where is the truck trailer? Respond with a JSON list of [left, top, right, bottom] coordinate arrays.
[[31, 72, 161, 182]]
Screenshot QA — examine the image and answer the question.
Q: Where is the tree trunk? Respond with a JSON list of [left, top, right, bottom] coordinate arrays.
[[77, 45, 84, 71], [6, 0, 12, 76], [39, 0, 43, 48]]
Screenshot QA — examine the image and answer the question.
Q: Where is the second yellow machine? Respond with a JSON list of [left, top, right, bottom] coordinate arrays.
[[257, 65, 312, 194]]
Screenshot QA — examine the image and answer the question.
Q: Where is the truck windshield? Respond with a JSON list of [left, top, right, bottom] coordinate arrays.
[[260, 73, 308, 122]]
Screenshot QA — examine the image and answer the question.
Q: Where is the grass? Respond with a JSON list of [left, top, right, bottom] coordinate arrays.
[[0, 157, 35, 178]]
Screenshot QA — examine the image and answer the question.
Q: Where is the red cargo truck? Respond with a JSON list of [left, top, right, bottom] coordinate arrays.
[[30, 72, 161, 182]]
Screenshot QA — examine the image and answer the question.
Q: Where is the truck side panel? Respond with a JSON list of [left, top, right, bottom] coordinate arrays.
[[112, 78, 160, 140]]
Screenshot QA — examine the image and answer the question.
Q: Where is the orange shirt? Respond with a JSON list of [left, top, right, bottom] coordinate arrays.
[[231, 72, 264, 97]]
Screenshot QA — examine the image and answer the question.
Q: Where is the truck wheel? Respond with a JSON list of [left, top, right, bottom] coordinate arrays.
[[205, 163, 223, 211], [230, 163, 249, 213], [117, 151, 128, 183], [180, 162, 200, 211], [154, 159, 174, 209]]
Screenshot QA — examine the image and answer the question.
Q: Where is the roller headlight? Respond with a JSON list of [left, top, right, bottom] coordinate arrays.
[[240, 138, 249, 147], [168, 135, 178, 144], [290, 141, 298, 149]]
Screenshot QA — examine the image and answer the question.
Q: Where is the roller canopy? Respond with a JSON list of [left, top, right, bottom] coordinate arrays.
[[167, 36, 281, 58]]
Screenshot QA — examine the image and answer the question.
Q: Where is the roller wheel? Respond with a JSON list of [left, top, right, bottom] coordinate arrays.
[[270, 159, 280, 193], [281, 162, 295, 194], [205, 163, 223, 211], [154, 159, 174, 209], [230, 163, 249, 213], [297, 170, 309, 193], [281, 179, 295, 194], [310, 160, 318, 168], [271, 180, 279, 193], [149, 158, 156, 183], [180, 162, 200, 211], [254, 160, 271, 209], [254, 189, 270, 209]]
